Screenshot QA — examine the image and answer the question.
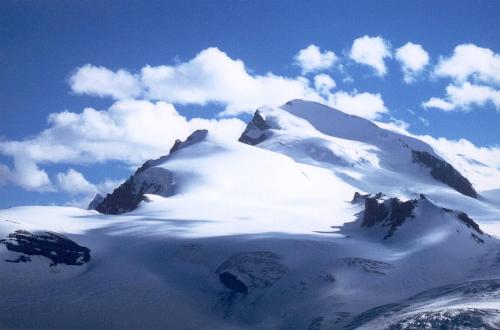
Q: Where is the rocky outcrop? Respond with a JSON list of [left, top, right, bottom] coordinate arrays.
[[93, 130, 208, 215], [352, 192, 485, 241], [0, 230, 91, 266], [412, 150, 477, 198], [87, 194, 104, 210], [354, 193, 417, 239], [238, 111, 272, 145], [95, 167, 175, 215], [216, 251, 287, 294]]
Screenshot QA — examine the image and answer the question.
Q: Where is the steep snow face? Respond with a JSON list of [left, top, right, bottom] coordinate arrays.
[[239, 100, 477, 199]]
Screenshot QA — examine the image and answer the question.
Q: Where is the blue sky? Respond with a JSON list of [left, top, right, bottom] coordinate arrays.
[[1, 0, 499, 208]]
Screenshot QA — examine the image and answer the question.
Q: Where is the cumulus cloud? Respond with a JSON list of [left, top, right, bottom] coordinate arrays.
[[69, 65, 142, 99], [326, 91, 388, 119], [313, 74, 336, 95], [294, 44, 337, 74], [349, 35, 391, 76], [0, 156, 53, 191], [68, 47, 388, 118], [56, 169, 97, 195], [423, 82, 500, 111], [395, 42, 430, 83], [434, 44, 500, 85], [422, 97, 454, 111], [70, 48, 323, 115], [0, 100, 246, 191]]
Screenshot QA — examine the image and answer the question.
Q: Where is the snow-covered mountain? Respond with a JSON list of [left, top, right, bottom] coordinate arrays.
[[1, 100, 499, 329]]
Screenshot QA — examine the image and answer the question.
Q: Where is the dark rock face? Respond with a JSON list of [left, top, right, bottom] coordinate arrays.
[[93, 130, 209, 214], [356, 193, 417, 239], [238, 111, 272, 145], [442, 207, 484, 240], [457, 212, 484, 235], [362, 195, 390, 228], [87, 193, 104, 210], [95, 167, 175, 215], [0, 230, 91, 266], [412, 150, 477, 198], [219, 272, 248, 294]]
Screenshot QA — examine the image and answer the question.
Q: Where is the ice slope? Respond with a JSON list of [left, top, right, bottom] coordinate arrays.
[[0, 195, 498, 329]]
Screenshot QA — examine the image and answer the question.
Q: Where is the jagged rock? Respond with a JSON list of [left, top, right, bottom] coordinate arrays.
[[0, 230, 91, 266], [96, 167, 175, 215], [238, 110, 272, 145], [87, 193, 104, 210], [352, 192, 485, 241], [94, 130, 208, 214], [412, 150, 477, 198], [355, 193, 416, 239]]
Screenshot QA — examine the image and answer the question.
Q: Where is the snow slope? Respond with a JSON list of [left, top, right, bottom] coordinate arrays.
[[1, 99, 499, 329]]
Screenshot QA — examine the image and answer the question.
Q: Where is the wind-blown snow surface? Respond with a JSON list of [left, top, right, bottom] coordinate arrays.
[[1, 100, 499, 329]]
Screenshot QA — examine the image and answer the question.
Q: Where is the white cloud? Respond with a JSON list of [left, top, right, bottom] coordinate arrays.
[[68, 47, 389, 118], [56, 169, 97, 195], [0, 99, 246, 191], [57, 173, 123, 208], [294, 44, 337, 74], [141, 47, 323, 115], [395, 42, 429, 83], [435, 44, 500, 85], [423, 82, 500, 111], [313, 74, 336, 95], [0, 154, 53, 191], [69, 65, 142, 99], [422, 97, 454, 111], [69, 48, 323, 116], [349, 35, 391, 76], [326, 90, 388, 119]]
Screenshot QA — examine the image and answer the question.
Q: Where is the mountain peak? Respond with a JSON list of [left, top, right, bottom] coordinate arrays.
[[345, 192, 486, 244], [93, 129, 209, 214]]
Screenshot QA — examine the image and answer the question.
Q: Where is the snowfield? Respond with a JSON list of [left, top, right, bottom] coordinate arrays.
[[1, 100, 499, 329]]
